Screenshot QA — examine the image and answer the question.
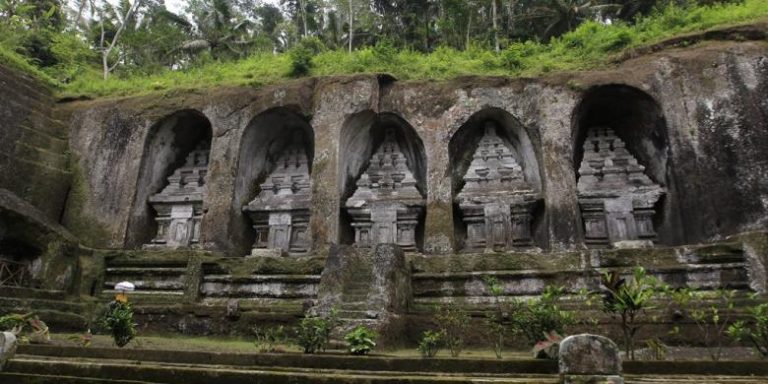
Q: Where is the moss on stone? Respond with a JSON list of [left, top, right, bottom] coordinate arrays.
[[60, 157, 111, 248]]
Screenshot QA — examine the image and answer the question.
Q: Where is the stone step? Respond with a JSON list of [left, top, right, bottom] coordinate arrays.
[[338, 310, 374, 319], [341, 293, 368, 302], [5, 355, 560, 384], [0, 286, 68, 301], [0, 373, 154, 384], [14, 141, 69, 170], [339, 301, 368, 310], [17, 124, 69, 152]]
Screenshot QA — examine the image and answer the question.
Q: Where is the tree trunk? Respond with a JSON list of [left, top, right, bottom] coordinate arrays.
[[348, 0, 353, 53], [299, 0, 309, 38], [492, 0, 500, 52]]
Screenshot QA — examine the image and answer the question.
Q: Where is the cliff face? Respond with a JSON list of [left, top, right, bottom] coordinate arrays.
[[54, 37, 768, 254], [0, 66, 70, 221]]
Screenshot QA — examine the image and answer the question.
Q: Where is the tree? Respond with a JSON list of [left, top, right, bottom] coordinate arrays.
[[183, 0, 254, 60], [521, 0, 619, 40], [93, 0, 144, 79]]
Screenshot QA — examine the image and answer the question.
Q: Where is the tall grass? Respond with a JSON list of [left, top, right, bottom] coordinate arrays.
[[55, 0, 768, 98], [0, 46, 59, 89]]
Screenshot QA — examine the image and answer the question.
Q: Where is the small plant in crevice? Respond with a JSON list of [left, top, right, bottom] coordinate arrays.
[[600, 266, 660, 361], [252, 325, 288, 353], [295, 308, 339, 354], [417, 330, 444, 358], [669, 287, 737, 361], [344, 325, 377, 355], [645, 337, 668, 361], [728, 295, 768, 358], [99, 301, 137, 348], [435, 301, 470, 357]]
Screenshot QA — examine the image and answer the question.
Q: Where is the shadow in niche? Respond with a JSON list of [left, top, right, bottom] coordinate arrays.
[[449, 107, 546, 251], [125, 110, 212, 249], [232, 107, 314, 257], [572, 84, 682, 246], [338, 111, 427, 251]]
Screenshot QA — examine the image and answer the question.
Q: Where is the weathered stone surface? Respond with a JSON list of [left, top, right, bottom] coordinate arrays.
[[315, 244, 410, 346], [0, 66, 70, 223], [0, 331, 18, 371], [146, 141, 210, 249], [55, 38, 768, 252], [344, 129, 425, 251], [559, 334, 623, 384], [455, 122, 542, 251], [243, 131, 311, 255], [577, 127, 665, 248]]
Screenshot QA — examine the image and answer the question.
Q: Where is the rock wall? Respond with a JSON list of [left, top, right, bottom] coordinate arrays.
[[57, 38, 768, 254], [0, 66, 70, 220]]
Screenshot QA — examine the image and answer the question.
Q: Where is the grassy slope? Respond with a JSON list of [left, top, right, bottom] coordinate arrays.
[[2, 0, 767, 99]]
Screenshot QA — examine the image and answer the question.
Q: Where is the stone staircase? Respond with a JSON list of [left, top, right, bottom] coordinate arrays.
[[2, 345, 768, 384], [0, 286, 89, 331]]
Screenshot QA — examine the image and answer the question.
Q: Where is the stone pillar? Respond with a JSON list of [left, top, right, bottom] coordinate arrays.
[[559, 334, 624, 384]]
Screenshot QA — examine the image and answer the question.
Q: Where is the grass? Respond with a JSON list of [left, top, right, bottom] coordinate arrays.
[[52, 333, 534, 359], [3, 0, 767, 99], [0, 45, 59, 89]]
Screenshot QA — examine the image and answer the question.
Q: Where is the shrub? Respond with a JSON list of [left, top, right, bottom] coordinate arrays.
[[417, 330, 444, 358], [728, 300, 768, 357], [511, 285, 575, 348], [435, 302, 470, 357], [345, 325, 377, 355], [100, 301, 137, 348], [601, 266, 660, 360], [288, 37, 327, 77], [483, 276, 511, 358], [253, 325, 288, 353], [669, 287, 737, 361], [295, 309, 338, 354]]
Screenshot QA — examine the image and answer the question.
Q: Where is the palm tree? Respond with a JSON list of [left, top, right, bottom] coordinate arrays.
[[521, 0, 620, 40], [182, 0, 253, 60]]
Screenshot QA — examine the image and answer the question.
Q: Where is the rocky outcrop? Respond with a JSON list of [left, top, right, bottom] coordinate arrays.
[[54, 35, 768, 254]]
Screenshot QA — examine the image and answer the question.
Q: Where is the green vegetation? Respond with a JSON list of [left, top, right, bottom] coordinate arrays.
[[435, 302, 471, 357], [99, 301, 137, 348], [600, 266, 661, 361], [417, 330, 444, 358], [0, 312, 50, 344], [729, 297, 768, 358], [510, 285, 575, 351], [0, 0, 766, 98], [252, 325, 289, 353], [344, 325, 377, 355], [295, 309, 339, 354]]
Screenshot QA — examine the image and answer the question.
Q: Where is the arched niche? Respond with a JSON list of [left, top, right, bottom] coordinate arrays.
[[572, 84, 681, 247], [125, 110, 212, 248], [449, 107, 546, 252], [233, 107, 315, 256], [338, 111, 427, 251]]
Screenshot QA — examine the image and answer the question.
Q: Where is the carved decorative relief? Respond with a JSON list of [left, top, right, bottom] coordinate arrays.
[[577, 127, 665, 247], [455, 122, 541, 251], [345, 129, 425, 251], [243, 134, 311, 255], [147, 141, 209, 248]]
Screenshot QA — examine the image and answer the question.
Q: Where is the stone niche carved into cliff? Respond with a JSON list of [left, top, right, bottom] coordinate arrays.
[[340, 112, 427, 252], [243, 131, 311, 255], [147, 141, 210, 248], [450, 109, 544, 252], [573, 85, 679, 247], [576, 127, 664, 247], [128, 110, 212, 249], [234, 108, 314, 257]]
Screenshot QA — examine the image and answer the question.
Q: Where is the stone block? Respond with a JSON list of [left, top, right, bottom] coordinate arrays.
[[559, 334, 623, 384]]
